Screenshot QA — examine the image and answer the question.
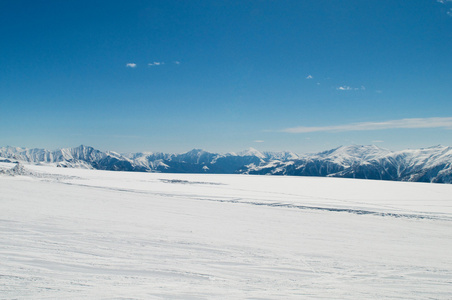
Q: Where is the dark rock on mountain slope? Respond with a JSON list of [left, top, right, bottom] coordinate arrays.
[[1, 144, 452, 184]]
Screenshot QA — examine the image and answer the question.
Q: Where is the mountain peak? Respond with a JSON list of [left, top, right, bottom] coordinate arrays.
[[75, 144, 94, 151], [1, 144, 452, 183], [184, 148, 207, 155], [239, 147, 266, 159]]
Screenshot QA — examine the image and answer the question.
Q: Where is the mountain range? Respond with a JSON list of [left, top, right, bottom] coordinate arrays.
[[1, 144, 452, 184]]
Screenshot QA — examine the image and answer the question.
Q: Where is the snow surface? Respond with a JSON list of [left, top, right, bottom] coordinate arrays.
[[1, 162, 452, 299]]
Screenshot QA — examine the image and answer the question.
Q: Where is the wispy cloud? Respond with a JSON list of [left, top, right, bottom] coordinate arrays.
[[148, 62, 164, 66], [253, 140, 265, 143], [174, 61, 180, 65], [282, 117, 452, 133], [437, 0, 452, 16], [306, 75, 313, 79], [337, 85, 352, 91], [126, 63, 137, 68], [337, 85, 365, 91]]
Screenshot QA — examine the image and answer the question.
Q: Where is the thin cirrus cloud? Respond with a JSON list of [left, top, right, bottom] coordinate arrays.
[[337, 85, 365, 91], [437, 0, 452, 15], [148, 62, 164, 66], [149, 61, 182, 66], [126, 61, 180, 68], [281, 117, 452, 133]]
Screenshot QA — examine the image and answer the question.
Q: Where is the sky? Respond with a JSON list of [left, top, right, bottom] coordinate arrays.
[[1, 0, 452, 154]]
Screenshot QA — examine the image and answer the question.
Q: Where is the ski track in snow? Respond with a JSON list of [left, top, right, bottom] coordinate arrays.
[[60, 180, 449, 221], [1, 162, 452, 299], [53, 175, 451, 222]]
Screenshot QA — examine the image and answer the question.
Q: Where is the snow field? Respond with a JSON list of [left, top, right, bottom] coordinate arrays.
[[0, 163, 451, 299]]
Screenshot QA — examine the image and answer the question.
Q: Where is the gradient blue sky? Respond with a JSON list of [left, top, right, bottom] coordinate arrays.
[[1, 0, 452, 153]]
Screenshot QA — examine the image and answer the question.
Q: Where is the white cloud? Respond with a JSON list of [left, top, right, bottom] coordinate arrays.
[[253, 140, 265, 143], [126, 63, 137, 68], [437, 0, 452, 16], [281, 117, 452, 133], [337, 85, 365, 91], [148, 62, 164, 66], [174, 61, 180, 65], [306, 75, 313, 79]]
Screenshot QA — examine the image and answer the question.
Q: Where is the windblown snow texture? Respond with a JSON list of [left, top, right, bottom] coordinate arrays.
[[1, 163, 451, 298]]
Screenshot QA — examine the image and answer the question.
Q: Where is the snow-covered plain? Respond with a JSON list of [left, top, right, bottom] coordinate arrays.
[[1, 162, 451, 299]]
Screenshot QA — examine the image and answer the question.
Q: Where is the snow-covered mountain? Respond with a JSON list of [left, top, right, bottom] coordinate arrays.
[[1, 144, 452, 183], [241, 145, 452, 184], [0, 145, 145, 171]]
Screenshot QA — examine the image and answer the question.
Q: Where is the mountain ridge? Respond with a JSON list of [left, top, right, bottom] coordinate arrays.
[[1, 144, 451, 184]]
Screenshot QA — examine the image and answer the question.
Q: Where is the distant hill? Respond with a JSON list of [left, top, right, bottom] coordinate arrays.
[[1, 144, 452, 184]]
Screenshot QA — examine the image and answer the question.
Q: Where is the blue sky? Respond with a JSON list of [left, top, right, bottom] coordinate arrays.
[[1, 0, 452, 153]]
